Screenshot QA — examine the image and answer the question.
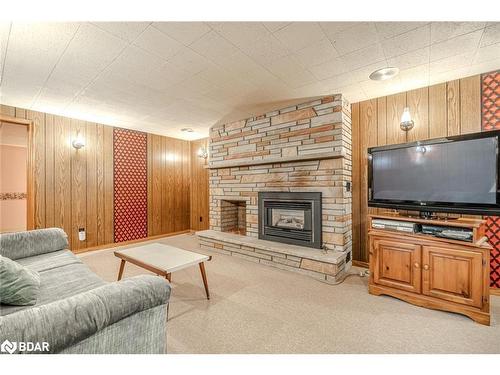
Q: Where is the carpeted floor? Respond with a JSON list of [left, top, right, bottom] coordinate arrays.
[[79, 233, 500, 354]]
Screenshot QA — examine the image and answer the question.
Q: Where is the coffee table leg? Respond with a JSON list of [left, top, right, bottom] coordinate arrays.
[[117, 260, 126, 281], [199, 262, 210, 300]]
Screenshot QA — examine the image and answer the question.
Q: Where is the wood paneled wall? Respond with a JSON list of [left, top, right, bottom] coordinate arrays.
[[147, 134, 191, 237], [1, 104, 210, 252], [351, 74, 482, 263], [0, 104, 115, 251], [189, 138, 209, 231]]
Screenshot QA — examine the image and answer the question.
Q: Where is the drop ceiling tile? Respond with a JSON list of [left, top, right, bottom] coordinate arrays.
[[429, 66, 472, 85], [429, 52, 474, 75], [133, 26, 184, 61], [209, 22, 270, 47], [398, 64, 430, 88], [430, 22, 485, 44], [341, 43, 386, 71], [293, 38, 339, 68], [387, 47, 430, 70], [329, 22, 380, 56], [375, 22, 429, 39], [381, 24, 431, 58], [166, 47, 210, 74], [473, 42, 500, 64], [319, 22, 359, 38], [44, 23, 127, 92], [274, 22, 325, 52], [110, 44, 164, 73], [189, 30, 239, 63], [262, 22, 291, 33], [470, 58, 500, 76], [430, 29, 483, 62], [308, 56, 349, 80], [238, 35, 290, 65], [152, 22, 211, 45], [265, 55, 316, 88], [91, 22, 150, 42], [2, 22, 79, 89], [480, 23, 500, 47]]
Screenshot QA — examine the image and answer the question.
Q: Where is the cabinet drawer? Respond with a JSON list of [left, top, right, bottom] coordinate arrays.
[[422, 246, 483, 308], [372, 238, 421, 293]]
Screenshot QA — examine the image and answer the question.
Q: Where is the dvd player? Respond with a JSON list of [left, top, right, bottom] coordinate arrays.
[[372, 219, 418, 233], [421, 224, 473, 242]]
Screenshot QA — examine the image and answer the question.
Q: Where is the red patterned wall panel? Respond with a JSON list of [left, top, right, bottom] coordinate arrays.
[[481, 70, 500, 131], [482, 69, 500, 288], [113, 128, 148, 243], [486, 217, 500, 288]]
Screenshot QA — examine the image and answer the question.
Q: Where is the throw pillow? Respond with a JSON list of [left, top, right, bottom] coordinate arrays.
[[0, 255, 41, 305]]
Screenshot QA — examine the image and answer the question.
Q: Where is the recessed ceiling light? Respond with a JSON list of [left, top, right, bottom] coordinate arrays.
[[369, 67, 399, 81], [181, 128, 194, 132]]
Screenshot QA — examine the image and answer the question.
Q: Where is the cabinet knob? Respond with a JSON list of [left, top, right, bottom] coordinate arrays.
[[414, 262, 420, 269], [423, 264, 429, 271]]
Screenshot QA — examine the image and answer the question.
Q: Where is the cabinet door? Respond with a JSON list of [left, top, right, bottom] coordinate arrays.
[[372, 238, 421, 293], [422, 246, 483, 308]]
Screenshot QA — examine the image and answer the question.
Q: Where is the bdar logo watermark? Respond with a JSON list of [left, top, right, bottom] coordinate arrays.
[[1, 340, 49, 354]]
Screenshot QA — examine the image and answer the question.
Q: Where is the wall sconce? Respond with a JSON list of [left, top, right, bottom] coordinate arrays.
[[197, 147, 208, 159], [400, 107, 414, 131], [72, 131, 85, 149]]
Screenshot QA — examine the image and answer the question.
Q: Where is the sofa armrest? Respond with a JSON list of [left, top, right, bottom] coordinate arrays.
[[0, 228, 69, 260], [0, 275, 171, 353]]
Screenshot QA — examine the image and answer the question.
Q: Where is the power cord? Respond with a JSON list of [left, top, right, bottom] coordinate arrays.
[[319, 268, 370, 285]]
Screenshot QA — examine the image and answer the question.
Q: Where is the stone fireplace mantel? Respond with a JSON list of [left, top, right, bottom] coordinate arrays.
[[205, 150, 344, 169]]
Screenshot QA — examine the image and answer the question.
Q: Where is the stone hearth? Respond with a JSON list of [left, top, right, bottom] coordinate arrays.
[[197, 94, 352, 282], [197, 230, 346, 283]]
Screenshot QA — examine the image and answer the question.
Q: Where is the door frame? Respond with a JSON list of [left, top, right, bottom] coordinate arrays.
[[0, 113, 35, 230]]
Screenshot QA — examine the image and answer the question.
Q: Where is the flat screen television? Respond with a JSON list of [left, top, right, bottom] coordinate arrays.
[[368, 130, 500, 216]]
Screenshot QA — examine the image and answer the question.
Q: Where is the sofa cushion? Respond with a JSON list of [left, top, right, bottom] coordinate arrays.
[[16, 249, 82, 272], [0, 255, 41, 306], [0, 228, 69, 260], [0, 251, 105, 316]]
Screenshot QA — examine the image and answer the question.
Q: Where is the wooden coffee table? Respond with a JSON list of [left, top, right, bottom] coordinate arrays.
[[114, 243, 212, 299]]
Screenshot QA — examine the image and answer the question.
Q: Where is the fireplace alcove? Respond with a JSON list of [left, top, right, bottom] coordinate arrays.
[[220, 200, 247, 235], [258, 192, 322, 249]]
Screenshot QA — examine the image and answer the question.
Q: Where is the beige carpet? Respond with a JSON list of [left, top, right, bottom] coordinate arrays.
[[79, 233, 500, 354]]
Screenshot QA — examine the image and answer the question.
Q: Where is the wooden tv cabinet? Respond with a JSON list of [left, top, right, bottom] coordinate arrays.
[[368, 213, 491, 325]]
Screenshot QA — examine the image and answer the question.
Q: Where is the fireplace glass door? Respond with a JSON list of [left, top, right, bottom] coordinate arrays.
[[258, 192, 322, 249]]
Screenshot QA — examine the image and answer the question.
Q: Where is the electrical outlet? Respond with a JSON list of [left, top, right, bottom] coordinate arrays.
[[78, 228, 86, 241]]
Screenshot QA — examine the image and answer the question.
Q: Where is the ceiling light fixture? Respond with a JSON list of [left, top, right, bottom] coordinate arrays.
[[369, 67, 399, 81], [181, 128, 194, 133]]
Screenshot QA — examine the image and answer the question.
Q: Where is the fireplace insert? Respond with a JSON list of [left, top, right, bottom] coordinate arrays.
[[258, 192, 322, 249]]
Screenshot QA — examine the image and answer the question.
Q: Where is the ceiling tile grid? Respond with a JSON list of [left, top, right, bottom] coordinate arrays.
[[0, 21, 499, 140]]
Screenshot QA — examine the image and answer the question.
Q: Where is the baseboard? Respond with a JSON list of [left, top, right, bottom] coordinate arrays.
[[73, 229, 192, 254], [490, 288, 500, 297], [352, 260, 369, 268]]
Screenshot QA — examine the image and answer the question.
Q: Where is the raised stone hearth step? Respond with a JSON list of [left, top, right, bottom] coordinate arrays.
[[196, 230, 348, 284]]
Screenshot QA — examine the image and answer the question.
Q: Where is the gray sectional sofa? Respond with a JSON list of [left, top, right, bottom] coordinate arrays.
[[0, 228, 171, 354]]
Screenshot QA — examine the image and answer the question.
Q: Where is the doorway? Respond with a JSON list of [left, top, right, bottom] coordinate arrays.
[[0, 114, 34, 233]]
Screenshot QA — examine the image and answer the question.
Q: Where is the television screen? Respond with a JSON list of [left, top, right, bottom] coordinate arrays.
[[368, 131, 500, 215]]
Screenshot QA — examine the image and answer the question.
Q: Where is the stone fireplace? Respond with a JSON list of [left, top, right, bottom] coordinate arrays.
[[197, 94, 352, 283]]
